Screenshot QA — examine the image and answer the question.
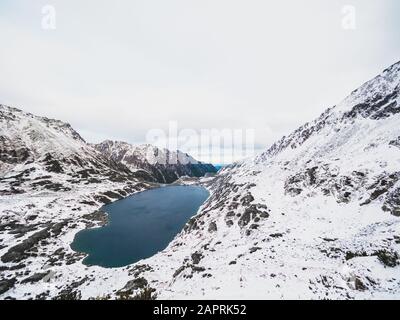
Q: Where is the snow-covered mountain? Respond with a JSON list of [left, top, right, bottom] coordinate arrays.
[[94, 140, 217, 184], [0, 105, 155, 198], [0, 105, 161, 298], [0, 105, 214, 299], [131, 61, 400, 299], [0, 61, 399, 300]]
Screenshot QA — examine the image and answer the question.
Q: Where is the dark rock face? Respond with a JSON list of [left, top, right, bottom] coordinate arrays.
[[284, 166, 398, 207], [173, 265, 186, 278], [82, 210, 108, 227], [53, 288, 82, 300], [0, 136, 31, 164], [122, 277, 148, 291], [389, 136, 400, 148], [238, 210, 251, 227], [362, 173, 400, 208], [249, 247, 261, 253], [0, 222, 38, 238], [42, 153, 64, 173], [376, 250, 399, 267], [1, 221, 70, 263], [191, 252, 203, 265], [354, 278, 367, 291], [382, 187, 400, 217], [241, 204, 269, 227], [346, 249, 399, 268], [208, 221, 217, 233], [343, 88, 399, 120], [20, 272, 50, 284], [240, 193, 254, 206], [1, 226, 52, 263], [0, 278, 16, 295], [270, 233, 283, 238], [184, 216, 200, 233], [31, 179, 71, 192], [128, 264, 153, 277]]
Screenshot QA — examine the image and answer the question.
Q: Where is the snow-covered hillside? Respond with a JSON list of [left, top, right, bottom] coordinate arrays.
[[1, 61, 399, 300], [0, 105, 214, 299], [94, 140, 217, 184], [0, 105, 156, 191], [131, 61, 400, 299], [0, 105, 163, 298]]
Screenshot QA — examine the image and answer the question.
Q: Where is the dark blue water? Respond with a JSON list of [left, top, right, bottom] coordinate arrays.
[[71, 185, 209, 268]]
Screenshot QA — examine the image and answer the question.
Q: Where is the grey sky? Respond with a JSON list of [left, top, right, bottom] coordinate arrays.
[[0, 0, 399, 163]]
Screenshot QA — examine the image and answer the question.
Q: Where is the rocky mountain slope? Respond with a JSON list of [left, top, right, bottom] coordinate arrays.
[[0, 105, 215, 299], [0, 105, 155, 198], [0, 105, 164, 298], [1, 61, 399, 300], [94, 140, 217, 184], [130, 61, 400, 299]]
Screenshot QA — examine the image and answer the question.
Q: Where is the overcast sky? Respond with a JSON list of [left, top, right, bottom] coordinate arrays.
[[0, 0, 399, 163]]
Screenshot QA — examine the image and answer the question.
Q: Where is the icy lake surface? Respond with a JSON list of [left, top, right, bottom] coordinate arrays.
[[71, 185, 209, 268]]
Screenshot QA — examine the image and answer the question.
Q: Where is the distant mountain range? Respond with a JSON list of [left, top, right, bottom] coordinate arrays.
[[0, 104, 215, 299], [94, 140, 217, 184], [0, 105, 216, 197]]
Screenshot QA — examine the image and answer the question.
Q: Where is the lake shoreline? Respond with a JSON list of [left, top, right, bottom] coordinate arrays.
[[71, 184, 211, 268]]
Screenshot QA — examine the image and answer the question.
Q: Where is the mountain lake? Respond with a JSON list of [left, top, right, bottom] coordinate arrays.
[[71, 185, 209, 268]]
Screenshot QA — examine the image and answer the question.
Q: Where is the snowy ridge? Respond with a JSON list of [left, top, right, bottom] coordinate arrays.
[[0, 105, 85, 162], [337, 61, 400, 113], [94, 140, 217, 184], [257, 61, 400, 162], [0, 105, 157, 299], [0, 104, 152, 195], [131, 61, 400, 299]]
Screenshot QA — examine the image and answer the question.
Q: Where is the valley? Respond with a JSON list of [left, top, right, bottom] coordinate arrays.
[[0, 61, 400, 299]]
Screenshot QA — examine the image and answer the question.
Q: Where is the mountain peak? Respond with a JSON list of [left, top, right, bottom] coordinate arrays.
[[336, 60, 400, 114], [256, 61, 400, 163]]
